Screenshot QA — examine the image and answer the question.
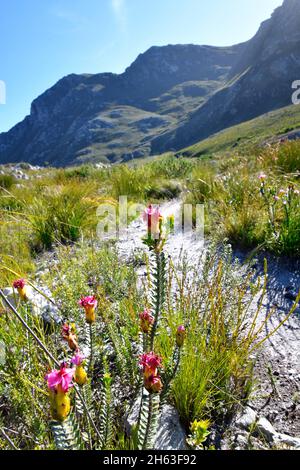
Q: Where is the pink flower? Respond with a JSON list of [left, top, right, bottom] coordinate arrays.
[[45, 363, 75, 393], [258, 173, 267, 181], [79, 296, 98, 309], [139, 309, 154, 333], [139, 352, 162, 374], [12, 278, 26, 289], [139, 352, 163, 393], [79, 295, 98, 324], [143, 205, 162, 230], [12, 278, 28, 301], [71, 351, 85, 367]]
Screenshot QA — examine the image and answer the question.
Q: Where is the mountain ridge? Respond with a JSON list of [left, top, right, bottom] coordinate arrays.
[[0, 0, 299, 166]]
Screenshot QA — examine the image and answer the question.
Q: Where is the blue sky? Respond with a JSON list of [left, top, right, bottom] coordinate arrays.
[[0, 0, 283, 132]]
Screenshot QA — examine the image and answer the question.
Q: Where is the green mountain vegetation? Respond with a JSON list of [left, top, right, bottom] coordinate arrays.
[[181, 104, 300, 157]]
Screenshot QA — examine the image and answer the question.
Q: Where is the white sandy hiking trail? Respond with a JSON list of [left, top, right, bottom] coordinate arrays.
[[116, 198, 300, 443]]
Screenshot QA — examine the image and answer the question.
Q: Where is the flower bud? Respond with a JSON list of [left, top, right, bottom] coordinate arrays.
[[143, 205, 163, 240], [103, 372, 112, 387], [139, 309, 154, 334], [176, 325, 186, 348], [149, 375, 163, 394], [71, 352, 87, 386], [167, 214, 175, 233], [62, 323, 78, 351], [74, 366, 87, 386]]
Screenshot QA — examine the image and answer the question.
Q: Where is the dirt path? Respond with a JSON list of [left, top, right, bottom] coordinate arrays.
[[117, 199, 300, 438], [244, 251, 300, 437]]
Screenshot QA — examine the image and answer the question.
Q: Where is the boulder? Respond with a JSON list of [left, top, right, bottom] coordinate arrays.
[[273, 433, 300, 449], [255, 417, 277, 443], [235, 406, 257, 431], [126, 396, 187, 450], [154, 405, 188, 450]]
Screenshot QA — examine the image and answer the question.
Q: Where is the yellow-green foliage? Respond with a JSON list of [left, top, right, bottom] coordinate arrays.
[[0, 237, 297, 449], [185, 140, 300, 254], [0, 157, 190, 286], [1, 138, 300, 450], [153, 247, 261, 425]]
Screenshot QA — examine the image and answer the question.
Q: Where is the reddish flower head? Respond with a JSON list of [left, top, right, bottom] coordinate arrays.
[[13, 278, 26, 289], [139, 352, 162, 376], [258, 173, 267, 182], [12, 278, 27, 301], [79, 296, 98, 309], [139, 352, 163, 393], [62, 323, 70, 336], [62, 323, 78, 351], [144, 374, 163, 393], [45, 363, 75, 393], [139, 309, 154, 334]]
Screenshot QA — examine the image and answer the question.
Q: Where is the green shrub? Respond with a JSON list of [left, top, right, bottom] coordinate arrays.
[[0, 174, 16, 191], [110, 165, 148, 199], [147, 155, 195, 179], [260, 141, 300, 174], [28, 184, 98, 251], [145, 181, 182, 200]]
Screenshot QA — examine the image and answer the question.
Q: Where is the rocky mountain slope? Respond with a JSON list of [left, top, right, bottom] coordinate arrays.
[[153, 0, 300, 152], [0, 0, 299, 166], [0, 45, 241, 166]]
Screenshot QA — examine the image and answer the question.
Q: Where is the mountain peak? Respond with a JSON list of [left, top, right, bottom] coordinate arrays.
[[122, 43, 242, 99], [229, 0, 300, 78]]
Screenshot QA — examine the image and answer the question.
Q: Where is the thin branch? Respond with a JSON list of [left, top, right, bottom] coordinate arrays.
[[0, 289, 102, 443], [0, 428, 19, 450]]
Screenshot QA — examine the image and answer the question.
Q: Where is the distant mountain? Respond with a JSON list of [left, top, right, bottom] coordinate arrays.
[[0, 0, 299, 166], [152, 0, 300, 152]]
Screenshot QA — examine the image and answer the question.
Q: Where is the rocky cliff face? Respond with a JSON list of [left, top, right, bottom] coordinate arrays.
[[152, 0, 300, 152], [0, 0, 299, 166]]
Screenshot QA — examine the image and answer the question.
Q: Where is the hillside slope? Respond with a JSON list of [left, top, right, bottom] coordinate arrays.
[[152, 0, 300, 153], [180, 104, 300, 157], [0, 0, 300, 166]]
